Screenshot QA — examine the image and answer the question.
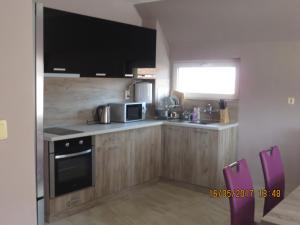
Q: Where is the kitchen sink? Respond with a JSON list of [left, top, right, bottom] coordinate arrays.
[[189, 120, 219, 125], [166, 119, 186, 123], [166, 119, 219, 125]]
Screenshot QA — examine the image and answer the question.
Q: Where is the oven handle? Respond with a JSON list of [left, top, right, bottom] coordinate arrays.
[[55, 149, 92, 159]]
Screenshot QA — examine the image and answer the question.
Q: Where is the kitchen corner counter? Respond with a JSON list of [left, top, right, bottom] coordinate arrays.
[[163, 120, 238, 131], [44, 120, 238, 142], [44, 120, 238, 221]]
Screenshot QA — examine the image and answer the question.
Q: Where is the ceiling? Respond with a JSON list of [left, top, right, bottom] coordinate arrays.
[[136, 0, 300, 50], [127, 0, 163, 5]]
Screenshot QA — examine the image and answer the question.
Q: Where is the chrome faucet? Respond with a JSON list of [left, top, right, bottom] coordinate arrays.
[[204, 104, 213, 115], [203, 104, 214, 121]]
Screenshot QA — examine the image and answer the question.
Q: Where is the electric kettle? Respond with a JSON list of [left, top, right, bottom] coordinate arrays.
[[96, 105, 111, 124]]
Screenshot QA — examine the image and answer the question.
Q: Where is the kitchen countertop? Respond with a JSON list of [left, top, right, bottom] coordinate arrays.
[[44, 120, 239, 142]]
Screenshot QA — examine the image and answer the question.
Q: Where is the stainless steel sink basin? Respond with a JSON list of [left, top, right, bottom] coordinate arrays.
[[166, 119, 218, 125], [166, 119, 186, 123], [189, 120, 219, 125]]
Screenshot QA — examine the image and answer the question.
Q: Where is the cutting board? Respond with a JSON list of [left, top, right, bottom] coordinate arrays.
[[171, 90, 185, 105]]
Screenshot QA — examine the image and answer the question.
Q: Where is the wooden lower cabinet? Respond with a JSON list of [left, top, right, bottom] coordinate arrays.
[[215, 125, 238, 186], [162, 125, 237, 188], [132, 126, 162, 185], [95, 126, 162, 198], [46, 126, 162, 221], [47, 187, 95, 219], [188, 128, 218, 187], [162, 126, 189, 181], [46, 124, 237, 221], [95, 129, 135, 197]]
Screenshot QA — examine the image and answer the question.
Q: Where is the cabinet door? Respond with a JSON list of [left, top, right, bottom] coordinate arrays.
[[44, 8, 155, 78], [133, 126, 162, 185], [44, 8, 115, 76], [48, 187, 95, 218], [44, 8, 92, 74], [162, 126, 189, 181], [95, 130, 134, 198], [188, 128, 218, 187]]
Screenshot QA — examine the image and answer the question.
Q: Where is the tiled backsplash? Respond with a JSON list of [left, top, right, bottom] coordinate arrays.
[[44, 78, 134, 127], [45, 77, 238, 127], [182, 99, 239, 122]]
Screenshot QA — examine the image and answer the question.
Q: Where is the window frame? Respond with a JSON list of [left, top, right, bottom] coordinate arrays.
[[173, 59, 240, 100]]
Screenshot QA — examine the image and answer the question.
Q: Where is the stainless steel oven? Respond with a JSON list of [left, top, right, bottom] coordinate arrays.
[[110, 102, 146, 123], [49, 136, 94, 198]]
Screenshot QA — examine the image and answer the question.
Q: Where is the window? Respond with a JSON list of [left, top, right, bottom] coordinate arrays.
[[173, 60, 239, 99]]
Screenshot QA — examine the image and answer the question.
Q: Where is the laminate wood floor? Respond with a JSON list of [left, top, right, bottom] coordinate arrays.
[[47, 182, 264, 225]]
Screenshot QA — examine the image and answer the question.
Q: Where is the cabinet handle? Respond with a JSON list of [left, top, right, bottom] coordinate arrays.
[[53, 68, 66, 72], [124, 74, 133, 77], [55, 149, 92, 159], [96, 73, 106, 77]]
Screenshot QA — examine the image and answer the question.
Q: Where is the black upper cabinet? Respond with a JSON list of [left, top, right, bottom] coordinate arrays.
[[44, 8, 156, 78]]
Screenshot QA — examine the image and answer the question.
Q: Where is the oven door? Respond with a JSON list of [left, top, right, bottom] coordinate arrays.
[[126, 104, 145, 121], [50, 149, 93, 197]]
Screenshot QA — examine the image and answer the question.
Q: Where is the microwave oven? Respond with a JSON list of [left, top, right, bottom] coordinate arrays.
[[110, 102, 146, 123]]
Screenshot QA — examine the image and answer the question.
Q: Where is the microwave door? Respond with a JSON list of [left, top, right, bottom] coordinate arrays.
[[126, 104, 142, 121]]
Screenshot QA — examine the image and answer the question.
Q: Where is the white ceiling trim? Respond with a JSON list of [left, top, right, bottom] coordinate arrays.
[[127, 0, 163, 5]]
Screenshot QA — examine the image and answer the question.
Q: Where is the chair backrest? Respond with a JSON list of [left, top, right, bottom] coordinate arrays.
[[259, 145, 285, 215], [223, 159, 255, 225]]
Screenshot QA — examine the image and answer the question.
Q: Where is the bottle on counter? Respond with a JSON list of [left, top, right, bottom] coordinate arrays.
[[192, 107, 197, 122], [197, 107, 201, 122], [192, 107, 201, 122]]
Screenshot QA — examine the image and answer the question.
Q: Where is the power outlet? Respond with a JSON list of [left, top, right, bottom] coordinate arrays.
[[125, 90, 131, 100], [288, 97, 295, 105], [0, 120, 8, 140]]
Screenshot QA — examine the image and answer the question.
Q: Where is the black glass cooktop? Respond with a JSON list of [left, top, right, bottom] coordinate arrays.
[[44, 127, 83, 136]]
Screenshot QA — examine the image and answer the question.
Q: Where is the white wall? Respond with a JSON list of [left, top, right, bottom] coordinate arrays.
[[172, 41, 300, 191], [135, 0, 300, 191], [143, 19, 171, 104], [154, 21, 171, 103], [0, 1, 37, 225], [39, 0, 142, 26]]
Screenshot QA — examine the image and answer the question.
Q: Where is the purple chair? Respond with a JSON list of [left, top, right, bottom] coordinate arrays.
[[259, 146, 285, 215], [223, 159, 260, 225]]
